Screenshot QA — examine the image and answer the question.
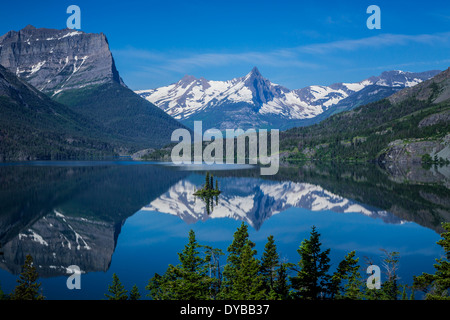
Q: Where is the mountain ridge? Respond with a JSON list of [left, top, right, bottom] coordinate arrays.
[[279, 67, 450, 163], [137, 67, 440, 130]]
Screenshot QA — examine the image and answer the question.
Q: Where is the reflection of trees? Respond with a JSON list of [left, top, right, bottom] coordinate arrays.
[[206, 162, 450, 233], [195, 194, 219, 215]]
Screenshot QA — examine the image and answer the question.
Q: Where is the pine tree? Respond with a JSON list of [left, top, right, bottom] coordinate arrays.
[[273, 263, 291, 300], [11, 254, 44, 300], [129, 284, 141, 300], [410, 288, 415, 300], [146, 230, 214, 300], [210, 174, 214, 191], [220, 222, 256, 299], [205, 172, 210, 190], [401, 285, 407, 300], [105, 273, 128, 300], [413, 222, 450, 300], [215, 179, 219, 191], [146, 273, 173, 300], [290, 226, 331, 300], [0, 281, 8, 300], [228, 242, 266, 299], [380, 250, 400, 300], [330, 251, 362, 299], [260, 235, 279, 292]]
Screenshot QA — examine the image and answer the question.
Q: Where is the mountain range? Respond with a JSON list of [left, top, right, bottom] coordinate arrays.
[[0, 25, 448, 162], [136, 67, 440, 130], [280, 67, 450, 163]]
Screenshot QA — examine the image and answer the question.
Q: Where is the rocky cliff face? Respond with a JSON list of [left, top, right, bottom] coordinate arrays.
[[0, 25, 125, 96], [379, 134, 450, 164], [0, 210, 121, 277]]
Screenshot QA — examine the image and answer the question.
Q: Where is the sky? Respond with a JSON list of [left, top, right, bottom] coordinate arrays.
[[1, 0, 450, 90]]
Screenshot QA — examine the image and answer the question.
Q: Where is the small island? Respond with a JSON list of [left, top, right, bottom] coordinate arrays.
[[193, 172, 221, 215], [193, 172, 221, 197]]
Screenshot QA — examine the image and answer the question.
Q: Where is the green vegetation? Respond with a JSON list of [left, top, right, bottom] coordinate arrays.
[[5, 223, 449, 300], [0, 65, 188, 160], [105, 273, 128, 300], [193, 172, 221, 197], [54, 82, 187, 150], [129, 284, 141, 300], [142, 222, 450, 300], [413, 222, 450, 300], [9, 255, 44, 300], [146, 229, 220, 299], [104, 273, 141, 300], [0, 66, 122, 160], [193, 172, 221, 215], [280, 97, 450, 162]]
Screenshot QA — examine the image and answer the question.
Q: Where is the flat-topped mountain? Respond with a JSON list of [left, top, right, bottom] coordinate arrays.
[[0, 25, 125, 96], [0, 26, 187, 152]]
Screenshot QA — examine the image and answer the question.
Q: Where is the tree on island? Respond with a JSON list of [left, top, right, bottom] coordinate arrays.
[[205, 172, 210, 190], [196, 172, 220, 194], [193, 172, 222, 214]]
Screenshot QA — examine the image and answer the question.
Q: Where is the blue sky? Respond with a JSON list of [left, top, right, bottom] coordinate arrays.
[[1, 0, 450, 90]]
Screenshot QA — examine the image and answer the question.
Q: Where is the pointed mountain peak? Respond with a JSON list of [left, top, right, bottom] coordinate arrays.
[[247, 66, 263, 78], [244, 67, 266, 84], [251, 66, 261, 75], [180, 74, 197, 82], [23, 24, 37, 30]]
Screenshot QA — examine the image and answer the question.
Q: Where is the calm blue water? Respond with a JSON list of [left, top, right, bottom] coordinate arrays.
[[0, 161, 447, 299]]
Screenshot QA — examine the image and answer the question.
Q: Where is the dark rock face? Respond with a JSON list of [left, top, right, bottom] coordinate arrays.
[[243, 67, 287, 109], [0, 25, 125, 96], [0, 210, 121, 277]]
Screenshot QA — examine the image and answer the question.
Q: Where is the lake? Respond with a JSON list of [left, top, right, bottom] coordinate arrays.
[[0, 161, 448, 300]]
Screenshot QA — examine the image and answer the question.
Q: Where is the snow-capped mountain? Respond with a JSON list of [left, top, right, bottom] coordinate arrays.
[[0, 25, 126, 96], [136, 68, 440, 130], [142, 177, 403, 230]]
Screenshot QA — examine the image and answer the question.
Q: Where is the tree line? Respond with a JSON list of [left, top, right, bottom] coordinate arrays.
[[1, 223, 449, 300]]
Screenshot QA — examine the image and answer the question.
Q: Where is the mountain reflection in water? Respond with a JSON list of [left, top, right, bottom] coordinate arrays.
[[0, 161, 448, 280]]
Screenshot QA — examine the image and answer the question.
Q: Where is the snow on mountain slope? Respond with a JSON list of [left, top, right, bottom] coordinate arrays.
[[136, 68, 440, 126], [141, 177, 402, 230]]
